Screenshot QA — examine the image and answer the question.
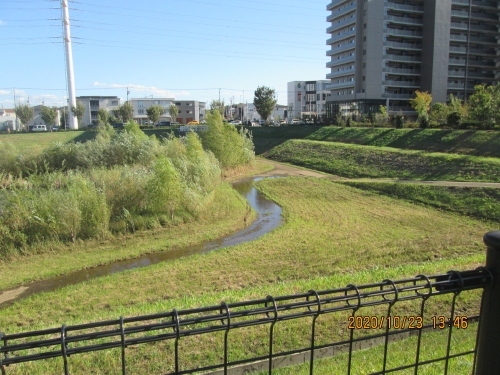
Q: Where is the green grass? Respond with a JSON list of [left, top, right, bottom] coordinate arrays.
[[0, 177, 490, 374], [264, 139, 500, 182], [0, 183, 253, 290], [259, 323, 478, 374], [341, 182, 500, 224], [246, 126, 500, 157], [305, 127, 500, 158]]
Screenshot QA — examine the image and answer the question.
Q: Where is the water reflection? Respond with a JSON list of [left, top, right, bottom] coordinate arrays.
[[0, 178, 282, 308]]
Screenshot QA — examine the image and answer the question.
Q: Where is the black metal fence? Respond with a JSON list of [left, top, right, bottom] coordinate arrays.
[[1, 231, 499, 375]]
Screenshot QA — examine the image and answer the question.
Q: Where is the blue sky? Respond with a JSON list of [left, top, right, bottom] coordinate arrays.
[[1, 0, 329, 109]]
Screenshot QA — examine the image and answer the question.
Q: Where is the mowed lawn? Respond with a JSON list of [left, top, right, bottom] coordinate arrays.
[[0, 177, 490, 374]]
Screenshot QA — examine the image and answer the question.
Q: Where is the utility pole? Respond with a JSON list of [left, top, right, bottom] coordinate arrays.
[[219, 88, 221, 102], [127, 87, 130, 102], [61, 0, 78, 129], [13, 88, 18, 131]]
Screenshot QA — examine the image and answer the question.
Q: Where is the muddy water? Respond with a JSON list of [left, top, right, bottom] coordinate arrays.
[[0, 178, 282, 308]]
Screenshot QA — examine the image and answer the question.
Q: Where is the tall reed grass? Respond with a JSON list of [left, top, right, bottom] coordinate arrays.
[[0, 123, 239, 256]]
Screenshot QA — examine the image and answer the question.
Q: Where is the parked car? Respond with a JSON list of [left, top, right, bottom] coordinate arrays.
[[31, 125, 47, 132], [290, 119, 301, 125], [259, 120, 266, 126], [112, 123, 124, 129], [279, 120, 287, 125], [187, 120, 199, 125], [171, 121, 180, 125], [229, 120, 242, 125], [156, 121, 171, 127], [251, 122, 260, 127]]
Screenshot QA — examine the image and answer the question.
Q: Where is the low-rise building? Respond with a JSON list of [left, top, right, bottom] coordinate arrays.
[[129, 98, 174, 125], [76, 96, 121, 126], [172, 100, 206, 124], [287, 80, 331, 120]]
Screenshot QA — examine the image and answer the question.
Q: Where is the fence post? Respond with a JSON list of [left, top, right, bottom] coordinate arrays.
[[475, 230, 500, 375]]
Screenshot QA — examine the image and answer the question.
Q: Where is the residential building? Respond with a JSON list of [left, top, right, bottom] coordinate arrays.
[[325, 0, 500, 118], [172, 101, 206, 124], [0, 109, 17, 131], [287, 81, 331, 120], [76, 96, 121, 126], [129, 98, 174, 125], [244, 103, 287, 123]]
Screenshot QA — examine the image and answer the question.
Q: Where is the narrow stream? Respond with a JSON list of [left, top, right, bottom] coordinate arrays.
[[0, 178, 282, 308]]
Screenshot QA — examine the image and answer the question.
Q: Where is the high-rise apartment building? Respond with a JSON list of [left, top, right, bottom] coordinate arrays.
[[325, 0, 500, 118]]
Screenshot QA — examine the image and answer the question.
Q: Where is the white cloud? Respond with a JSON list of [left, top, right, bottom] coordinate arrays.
[[0, 20, 5, 26], [0, 90, 10, 96]]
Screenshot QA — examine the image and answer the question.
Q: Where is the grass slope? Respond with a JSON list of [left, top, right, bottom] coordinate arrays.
[[0, 178, 490, 373], [341, 182, 500, 224], [264, 139, 500, 182], [305, 127, 500, 158]]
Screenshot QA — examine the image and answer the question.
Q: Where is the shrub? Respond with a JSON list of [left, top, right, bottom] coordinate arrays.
[[200, 111, 255, 169]]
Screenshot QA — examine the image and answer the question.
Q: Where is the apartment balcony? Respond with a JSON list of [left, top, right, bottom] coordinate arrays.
[[326, 80, 356, 90], [449, 46, 467, 54], [327, 68, 355, 79], [386, 15, 423, 26], [449, 58, 466, 66], [327, 54, 355, 67], [448, 70, 466, 78], [383, 80, 421, 88], [382, 93, 413, 99], [326, 43, 355, 55], [451, 10, 469, 18], [387, 3, 423, 13], [327, 0, 352, 11], [451, 22, 468, 30], [384, 67, 421, 76], [327, 13, 356, 26], [450, 34, 468, 42], [447, 83, 476, 90], [385, 41, 422, 51], [328, 2, 357, 17], [327, 29, 356, 44], [90, 105, 99, 110], [385, 54, 421, 63], [385, 28, 423, 39], [470, 24, 498, 34]]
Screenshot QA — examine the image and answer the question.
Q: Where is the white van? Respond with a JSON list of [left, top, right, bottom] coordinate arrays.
[[32, 125, 47, 132]]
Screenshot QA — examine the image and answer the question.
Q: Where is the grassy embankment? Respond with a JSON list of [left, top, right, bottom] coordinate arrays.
[[1, 126, 496, 373], [0, 177, 490, 374], [249, 126, 500, 157]]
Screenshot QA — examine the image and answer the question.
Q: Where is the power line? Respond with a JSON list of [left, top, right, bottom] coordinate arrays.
[[69, 20, 326, 50]]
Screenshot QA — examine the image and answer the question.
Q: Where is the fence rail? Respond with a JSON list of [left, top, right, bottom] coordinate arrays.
[[0, 268, 493, 375]]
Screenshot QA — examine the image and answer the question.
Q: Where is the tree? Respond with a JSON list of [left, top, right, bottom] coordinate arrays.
[[168, 104, 178, 122], [59, 108, 69, 129], [40, 106, 58, 126], [253, 86, 277, 122], [120, 102, 134, 123], [410, 91, 432, 119], [468, 84, 500, 127], [146, 105, 165, 125], [14, 101, 34, 130], [430, 102, 448, 125], [97, 108, 109, 126], [71, 101, 85, 124], [209, 100, 225, 116]]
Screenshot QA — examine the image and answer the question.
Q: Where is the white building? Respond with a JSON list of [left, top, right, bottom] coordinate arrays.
[[76, 96, 121, 126], [287, 81, 331, 120], [129, 98, 174, 125], [243, 103, 287, 123]]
